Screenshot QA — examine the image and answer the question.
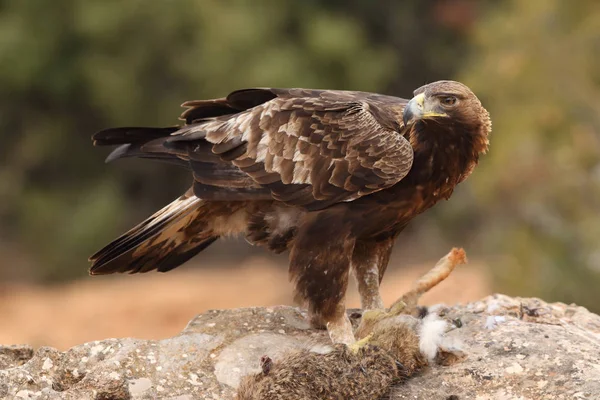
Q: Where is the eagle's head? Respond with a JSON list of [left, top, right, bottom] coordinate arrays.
[[403, 80, 491, 154]]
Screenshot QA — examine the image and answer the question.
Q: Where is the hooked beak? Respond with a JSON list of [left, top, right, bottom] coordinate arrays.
[[402, 93, 448, 126]]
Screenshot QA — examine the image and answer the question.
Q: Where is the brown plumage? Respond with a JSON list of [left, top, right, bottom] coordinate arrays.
[[89, 81, 491, 344]]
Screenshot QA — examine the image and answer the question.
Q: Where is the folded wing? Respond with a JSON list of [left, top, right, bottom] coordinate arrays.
[[94, 88, 414, 211]]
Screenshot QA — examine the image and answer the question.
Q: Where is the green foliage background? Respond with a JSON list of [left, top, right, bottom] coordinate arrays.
[[0, 1, 598, 310]]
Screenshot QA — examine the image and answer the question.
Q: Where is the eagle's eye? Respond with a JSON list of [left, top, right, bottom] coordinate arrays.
[[440, 96, 458, 107]]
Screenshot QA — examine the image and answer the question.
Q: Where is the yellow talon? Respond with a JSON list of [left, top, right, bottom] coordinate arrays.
[[348, 333, 373, 354], [389, 300, 407, 316], [361, 309, 388, 322]]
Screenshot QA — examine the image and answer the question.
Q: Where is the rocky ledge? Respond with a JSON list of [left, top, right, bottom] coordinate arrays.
[[1, 294, 600, 399]]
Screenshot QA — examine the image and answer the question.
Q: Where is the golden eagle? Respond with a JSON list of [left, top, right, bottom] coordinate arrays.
[[89, 80, 491, 344]]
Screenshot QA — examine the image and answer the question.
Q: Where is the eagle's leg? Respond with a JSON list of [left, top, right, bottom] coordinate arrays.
[[351, 236, 396, 310], [289, 212, 356, 344], [323, 303, 355, 345]]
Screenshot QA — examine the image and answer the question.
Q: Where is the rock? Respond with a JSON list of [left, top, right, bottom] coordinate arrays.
[[1, 295, 599, 399], [0, 345, 33, 369], [392, 295, 600, 400]]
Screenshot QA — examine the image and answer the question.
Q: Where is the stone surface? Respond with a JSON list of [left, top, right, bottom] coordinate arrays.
[[393, 295, 600, 400], [1, 295, 599, 399]]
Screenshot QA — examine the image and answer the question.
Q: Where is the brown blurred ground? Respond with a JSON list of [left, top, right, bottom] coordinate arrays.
[[0, 257, 491, 350]]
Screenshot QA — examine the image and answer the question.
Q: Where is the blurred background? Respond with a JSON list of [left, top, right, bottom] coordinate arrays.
[[1, 0, 599, 349]]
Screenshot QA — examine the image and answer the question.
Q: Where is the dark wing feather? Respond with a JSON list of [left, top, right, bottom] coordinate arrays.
[[93, 88, 414, 210], [172, 89, 414, 210], [89, 190, 218, 275]]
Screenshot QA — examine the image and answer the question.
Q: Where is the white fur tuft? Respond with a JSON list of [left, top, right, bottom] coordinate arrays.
[[418, 313, 448, 362]]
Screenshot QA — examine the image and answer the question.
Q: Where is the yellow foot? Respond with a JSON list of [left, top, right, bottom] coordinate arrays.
[[388, 300, 408, 316], [354, 309, 391, 339], [348, 333, 373, 354]]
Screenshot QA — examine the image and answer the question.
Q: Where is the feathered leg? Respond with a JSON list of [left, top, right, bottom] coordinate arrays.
[[351, 236, 396, 310], [289, 212, 356, 344]]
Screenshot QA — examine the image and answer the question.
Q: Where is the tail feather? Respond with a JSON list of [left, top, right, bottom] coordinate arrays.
[[89, 191, 218, 275], [104, 143, 190, 168], [92, 126, 179, 146], [92, 126, 190, 167]]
